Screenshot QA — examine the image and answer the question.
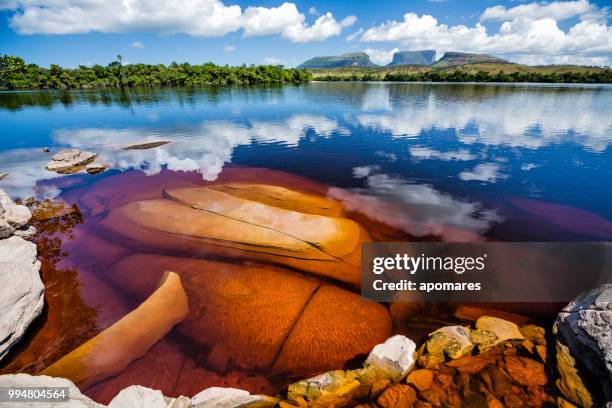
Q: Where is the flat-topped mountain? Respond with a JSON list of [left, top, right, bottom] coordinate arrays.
[[432, 52, 509, 68], [297, 52, 378, 69], [387, 50, 436, 67]]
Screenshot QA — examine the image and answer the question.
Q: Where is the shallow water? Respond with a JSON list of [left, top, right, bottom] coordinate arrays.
[[0, 83, 611, 402]]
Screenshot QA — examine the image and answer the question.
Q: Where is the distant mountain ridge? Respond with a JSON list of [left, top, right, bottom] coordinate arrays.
[[387, 50, 436, 66], [297, 52, 378, 69], [432, 52, 509, 68], [298, 50, 511, 69]]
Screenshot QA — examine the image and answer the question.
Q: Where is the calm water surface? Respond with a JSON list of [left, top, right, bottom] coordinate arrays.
[[1, 82, 611, 241]]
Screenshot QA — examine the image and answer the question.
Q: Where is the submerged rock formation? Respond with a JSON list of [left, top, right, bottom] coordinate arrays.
[[554, 284, 612, 407], [122, 141, 170, 150], [41, 272, 188, 388], [0, 188, 44, 361], [107, 253, 391, 375], [92, 177, 367, 284]]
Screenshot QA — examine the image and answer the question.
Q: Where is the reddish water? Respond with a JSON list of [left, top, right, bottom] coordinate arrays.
[[0, 167, 562, 404]]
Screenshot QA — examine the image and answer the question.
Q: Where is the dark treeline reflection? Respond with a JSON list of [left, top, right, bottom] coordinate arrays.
[[0, 84, 297, 111], [1, 82, 607, 112]]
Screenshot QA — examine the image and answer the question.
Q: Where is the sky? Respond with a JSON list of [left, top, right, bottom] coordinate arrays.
[[0, 0, 610, 67]]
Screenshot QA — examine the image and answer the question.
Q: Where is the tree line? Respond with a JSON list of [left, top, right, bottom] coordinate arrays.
[[0, 54, 312, 89], [314, 69, 612, 83]]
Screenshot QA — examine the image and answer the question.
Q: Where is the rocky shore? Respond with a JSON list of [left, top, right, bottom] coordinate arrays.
[[0, 189, 44, 361], [2, 298, 610, 407]]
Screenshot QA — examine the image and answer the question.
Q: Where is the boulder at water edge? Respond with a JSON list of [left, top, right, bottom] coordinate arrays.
[[0, 188, 44, 362], [554, 284, 612, 407], [0, 235, 44, 361]]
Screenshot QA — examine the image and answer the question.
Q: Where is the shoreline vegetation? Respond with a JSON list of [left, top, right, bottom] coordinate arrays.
[[309, 63, 612, 83], [1, 54, 610, 90], [0, 55, 312, 89]]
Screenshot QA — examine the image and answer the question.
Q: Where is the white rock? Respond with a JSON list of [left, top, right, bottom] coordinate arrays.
[[0, 189, 32, 229], [51, 149, 82, 162], [365, 334, 416, 382], [108, 385, 168, 408], [46, 149, 98, 173], [191, 387, 272, 408], [0, 374, 103, 407], [0, 236, 44, 361]]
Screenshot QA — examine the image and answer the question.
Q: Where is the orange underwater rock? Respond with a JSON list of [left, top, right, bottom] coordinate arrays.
[[41, 272, 188, 388], [107, 254, 392, 376], [208, 183, 344, 217], [94, 181, 368, 284]]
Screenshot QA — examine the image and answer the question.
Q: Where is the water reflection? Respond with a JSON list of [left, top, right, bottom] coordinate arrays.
[[330, 165, 502, 242], [0, 82, 610, 238], [355, 83, 611, 152]]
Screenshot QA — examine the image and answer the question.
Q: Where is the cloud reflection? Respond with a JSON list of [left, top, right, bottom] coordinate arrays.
[[0, 114, 347, 198], [330, 166, 502, 241], [356, 85, 611, 152]]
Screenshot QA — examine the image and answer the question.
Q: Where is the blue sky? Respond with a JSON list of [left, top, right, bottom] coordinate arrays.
[[0, 0, 610, 67]]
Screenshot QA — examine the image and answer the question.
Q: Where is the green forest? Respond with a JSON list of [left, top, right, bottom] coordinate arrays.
[[310, 64, 612, 83], [0, 55, 312, 89]]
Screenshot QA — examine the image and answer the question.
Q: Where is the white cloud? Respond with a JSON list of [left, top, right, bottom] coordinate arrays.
[[308, 6, 319, 16], [6, 0, 355, 43], [9, 0, 243, 36], [263, 57, 283, 65], [364, 47, 399, 65], [346, 28, 364, 42], [283, 12, 357, 43], [359, 1, 612, 65], [459, 163, 504, 182], [130, 40, 144, 48], [224, 44, 236, 52], [242, 3, 303, 37], [480, 0, 596, 22]]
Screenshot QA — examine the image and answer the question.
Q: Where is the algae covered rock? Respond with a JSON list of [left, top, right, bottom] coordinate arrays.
[[287, 367, 376, 408], [426, 325, 473, 360], [471, 316, 524, 351]]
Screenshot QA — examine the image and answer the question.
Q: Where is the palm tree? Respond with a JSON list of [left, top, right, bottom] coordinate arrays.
[[116, 54, 125, 87]]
